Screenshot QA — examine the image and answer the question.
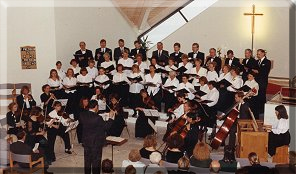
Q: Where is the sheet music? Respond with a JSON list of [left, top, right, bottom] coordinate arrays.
[[32, 143, 39, 152], [52, 99, 68, 107], [106, 136, 125, 143], [142, 109, 160, 117], [99, 113, 110, 121]]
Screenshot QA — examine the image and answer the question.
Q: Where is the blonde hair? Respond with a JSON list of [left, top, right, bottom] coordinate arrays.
[[128, 149, 141, 162], [192, 142, 211, 161], [143, 135, 157, 149], [178, 156, 190, 170]]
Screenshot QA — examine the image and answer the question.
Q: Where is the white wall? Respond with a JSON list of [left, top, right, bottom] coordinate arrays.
[[7, 7, 57, 103], [149, 1, 290, 78], [54, 7, 137, 67]]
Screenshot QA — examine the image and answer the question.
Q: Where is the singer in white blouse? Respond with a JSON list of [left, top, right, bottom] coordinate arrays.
[[227, 67, 243, 92], [63, 68, 77, 94], [206, 62, 219, 82], [163, 71, 179, 112], [69, 59, 81, 76], [86, 60, 98, 80], [47, 69, 64, 99], [165, 58, 177, 71], [144, 65, 162, 110], [101, 53, 116, 75], [267, 105, 290, 156], [113, 64, 129, 106], [244, 72, 259, 96], [77, 68, 93, 99], [134, 54, 148, 73], [118, 50, 134, 75], [128, 65, 145, 109], [178, 54, 193, 74], [55, 61, 66, 80], [190, 59, 207, 86], [94, 67, 110, 90], [177, 74, 195, 100], [218, 65, 232, 82]]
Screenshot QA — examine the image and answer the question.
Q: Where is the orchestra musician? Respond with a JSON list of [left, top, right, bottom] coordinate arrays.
[[7, 102, 22, 135], [47, 69, 64, 99], [107, 94, 125, 137], [47, 101, 72, 162], [135, 89, 158, 138], [167, 92, 187, 122], [91, 87, 107, 113], [40, 84, 56, 114], [16, 85, 36, 121]]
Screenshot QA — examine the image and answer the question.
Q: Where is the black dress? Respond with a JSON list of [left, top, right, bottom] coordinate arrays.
[[6, 111, 21, 135], [107, 103, 125, 137], [165, 150, 183, 163], [183, 123, 201, 157], [135, 98, 157, 138], [139, 148, 155, 159], [40, 93, 54, 114]]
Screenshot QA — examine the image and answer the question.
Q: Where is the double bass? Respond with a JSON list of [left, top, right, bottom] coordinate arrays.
[[210, 89, 256, 150]]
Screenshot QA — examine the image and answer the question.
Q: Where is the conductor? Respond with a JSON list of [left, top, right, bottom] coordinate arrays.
[[80, 100, 115, 174]]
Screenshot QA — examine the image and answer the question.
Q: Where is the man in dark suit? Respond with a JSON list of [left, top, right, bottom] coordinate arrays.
[[80, 100, 114, 174], [252, 49, 271, 115], [242, 49, 257, 82], [188, 43, 205, 66], [224, 50, 241, 69], [10, 131, 52, 173], [204, 48, 222, 74], [113, 39, 130, 64], [130, 40, 147, 61], [74, 41, 94, 68], [151, 42, 169, 66], [95, 39, 113, 67], [169, 42, 184, 64]]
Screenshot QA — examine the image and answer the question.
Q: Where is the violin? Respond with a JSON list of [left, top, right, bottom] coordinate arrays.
[[143, 96, 156, 109], [57, 111, 70, 119]]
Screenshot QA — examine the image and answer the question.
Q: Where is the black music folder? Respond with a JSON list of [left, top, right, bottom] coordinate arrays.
[[176, 66, 187, 73], [143, 82, 157, 87], [94, 80, 112, 86], [127, 76, 143, 83], [218, 79, 232, 88], [105, 65, 115, 72], [194, 90, 207, 97], [175, 88, 190, 94], [236, 85, 251, 92]]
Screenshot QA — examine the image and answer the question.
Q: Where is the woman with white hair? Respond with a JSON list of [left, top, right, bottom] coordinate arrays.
[[144, 152, 167, 174], [163, 70, 179, 112]]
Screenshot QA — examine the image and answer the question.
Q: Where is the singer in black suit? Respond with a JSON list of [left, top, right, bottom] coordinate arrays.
[[152, 42, 169, 66], [242, 49, 257, 82], [114, 39, 130, 64], [80, 100, 114, 174], [74, 41, 94, 68], [225, 50, 241, 69], [169, 42, 183, 64], [94, 39, 112, 67], [130, 40, 147, 61], [188, 43, 205, 66], [253, 49, 271, 115]]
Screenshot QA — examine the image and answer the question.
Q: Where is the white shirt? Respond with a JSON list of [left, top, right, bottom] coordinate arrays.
[[94, 75, 110, 89], [272, 118, 289, 134], [227, 76, 243, 92], [165, 65, 177, 71], [86, 66, 98, 79], [145, 73, 162, 96], [201, 87, 219, 107], [91, 95, 106, 111], [56, 68, 66, 80], [118, 58, 134, 75], [244, 79, 259, 96], [135, 61, 148, 73], [47, 78, 62, 89], [22, 94, 31, 108], [206, 71, 219, 82], [113, 72, 128, 83], [178, 62, 193, 74], [190, 67, 207, 86], [48, 109, 69, 127], [218, 72, 232, 82], [77, 74, 93, 87], [70, 66, 81, 75], [163, 77, 179, 93], [173, 104, 184, 118], [128, 72, 144, 93], [101, 61, 116, 75], [62, 77, 77, 93], [121, 160, 145, 174], [177, 82, 195, 100], [200, 84, 210, 94]]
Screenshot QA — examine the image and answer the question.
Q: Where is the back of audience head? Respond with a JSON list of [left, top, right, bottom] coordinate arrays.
[[128, 149, 141, 162], [210, 160, 221, 173], [167, 133, 184, 150], [193, 142, 211, 161], [178, 156, 190, 171], [143, 135, 157, 149], [125, 165, 136, 174], [16, 130, 26, 140], [149, 151, 162, 164], [248, 152, 260, 165], [101, 159, 114, 173]]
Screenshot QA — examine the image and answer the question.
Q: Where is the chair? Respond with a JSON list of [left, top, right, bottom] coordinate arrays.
[[273, 145, 289, 164], [9, 152, 44, 174]]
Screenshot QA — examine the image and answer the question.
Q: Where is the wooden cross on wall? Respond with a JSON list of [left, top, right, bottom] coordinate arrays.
[[244, 5, 264, 55]]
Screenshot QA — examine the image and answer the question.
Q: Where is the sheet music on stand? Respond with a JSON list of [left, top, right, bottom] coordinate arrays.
[[142, 109, 159, 132], [52, 99, 68, 107], [106, 136, 125, 143]]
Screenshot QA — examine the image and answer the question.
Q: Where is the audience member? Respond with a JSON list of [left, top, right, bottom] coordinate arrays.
[[190, 142, 212, 168], [102, 159, 114, 174], [145, 151, 167, 174], [122, 149, 145, 174], [140, 135, 157, 159]]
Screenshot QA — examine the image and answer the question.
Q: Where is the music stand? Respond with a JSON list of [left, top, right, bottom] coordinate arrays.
[[106, 136, 128, 161]]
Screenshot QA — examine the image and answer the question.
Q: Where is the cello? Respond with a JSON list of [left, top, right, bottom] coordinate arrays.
[[210, 89, 256, 150]]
